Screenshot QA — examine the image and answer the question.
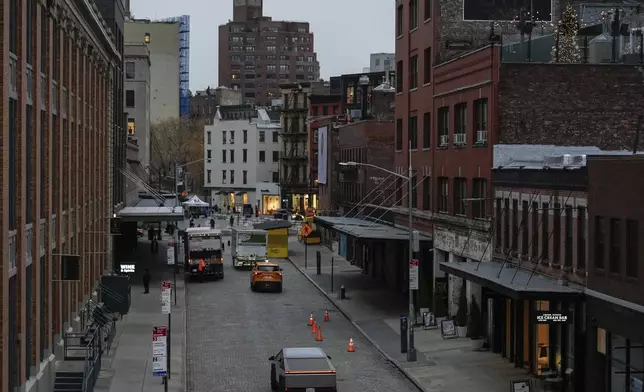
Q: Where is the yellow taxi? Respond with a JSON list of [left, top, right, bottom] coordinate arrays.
[[251, 261, 283, 293]]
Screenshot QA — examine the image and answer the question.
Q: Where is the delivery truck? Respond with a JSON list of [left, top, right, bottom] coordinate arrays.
[[231, 228, 268, 269]]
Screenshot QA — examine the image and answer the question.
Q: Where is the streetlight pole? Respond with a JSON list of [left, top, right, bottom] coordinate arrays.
[[339, 158, 417, 361]]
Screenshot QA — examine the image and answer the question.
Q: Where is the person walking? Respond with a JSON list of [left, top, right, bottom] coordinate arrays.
[[210, 218, 215, 229], [142, 269, 152, 294]]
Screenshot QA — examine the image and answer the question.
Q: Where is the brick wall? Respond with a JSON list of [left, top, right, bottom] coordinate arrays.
[[498, 64, 644, 151]]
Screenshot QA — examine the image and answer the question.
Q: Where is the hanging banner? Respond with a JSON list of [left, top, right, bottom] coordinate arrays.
[[166, 245, 175, 265], [152, 326, 168, 377], [161, 281, 172, 315], [409, 259, 419, 290]]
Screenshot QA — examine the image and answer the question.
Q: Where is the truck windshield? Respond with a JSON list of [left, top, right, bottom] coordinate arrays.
[[190, 250, 222, 260]]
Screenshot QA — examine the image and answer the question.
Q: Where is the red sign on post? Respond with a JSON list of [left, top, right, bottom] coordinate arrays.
[[161, 281, 172, 290]]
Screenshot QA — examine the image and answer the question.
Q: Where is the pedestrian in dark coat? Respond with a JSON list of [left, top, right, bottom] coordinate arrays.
[[142, 269, 152, 294]]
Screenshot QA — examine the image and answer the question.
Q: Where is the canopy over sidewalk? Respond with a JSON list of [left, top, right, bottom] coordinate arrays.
[[117, 195, 184, 222]]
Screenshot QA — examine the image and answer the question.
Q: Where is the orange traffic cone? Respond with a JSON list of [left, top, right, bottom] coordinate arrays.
[[312, 321, 317, 334], [316, 328, 323, 341], [324, 310, 330, 322], [347, 338, 355, 352], [307, 313, 314, 326]]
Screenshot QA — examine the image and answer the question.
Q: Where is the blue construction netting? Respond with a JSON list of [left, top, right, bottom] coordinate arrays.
[[159, 15, 190, 117]]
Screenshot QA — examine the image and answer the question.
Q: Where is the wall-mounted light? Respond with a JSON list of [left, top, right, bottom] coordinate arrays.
[[144, 32, 151, 44]]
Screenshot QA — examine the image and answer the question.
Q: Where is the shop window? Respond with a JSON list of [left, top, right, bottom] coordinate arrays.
[[521, 201, 529, 255], [610, 218, 621, 274], [611, 334, 628, 391], [626, 220, 638, 278], [511, 199, 518, 251], [536, 301, 551, 375], [542, 203, 550, 261], [595, 216, 605, 269]]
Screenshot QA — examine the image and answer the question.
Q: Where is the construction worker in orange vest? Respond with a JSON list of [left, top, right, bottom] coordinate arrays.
[[198, 259, 206, 283]]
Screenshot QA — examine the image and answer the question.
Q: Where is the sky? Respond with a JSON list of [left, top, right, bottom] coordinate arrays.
[[129, 0, 394, 91]]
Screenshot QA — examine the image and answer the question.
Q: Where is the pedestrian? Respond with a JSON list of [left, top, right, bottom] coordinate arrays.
[[210, 218, 215, 229], [229, 215, 234, 227], [142, 269, 151, 294]]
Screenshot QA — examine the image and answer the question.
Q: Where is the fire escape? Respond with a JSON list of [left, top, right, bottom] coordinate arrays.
[[280, 88, 309, 190]]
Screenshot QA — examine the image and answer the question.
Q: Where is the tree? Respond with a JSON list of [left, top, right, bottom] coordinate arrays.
[[551, 3, 581, 63], [150, 117, 204, 192]]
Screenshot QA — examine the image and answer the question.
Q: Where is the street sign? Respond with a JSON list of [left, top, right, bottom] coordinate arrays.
[[152, 326, 168, 377], [166, 245, 175, 265], [161, 281, 172, 315], [409, 259, 419, 290], [301, 223, 312, 237]]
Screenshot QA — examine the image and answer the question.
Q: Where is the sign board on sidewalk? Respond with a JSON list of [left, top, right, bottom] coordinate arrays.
[[409, 259, 419, 290], [166, 245, 175, 265], [152, 326, 168, 377], [161, 281, 172, 315], [510, 380, 531, 392], [440, 319, 458, 339], [301, 223, 312, 237]]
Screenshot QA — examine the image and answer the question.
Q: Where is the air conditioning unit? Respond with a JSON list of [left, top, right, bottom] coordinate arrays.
[[439, 135, 449, 146], [454, 133, 466, 145], [222, 179, 227, 184], [476, 130, 488, 143]]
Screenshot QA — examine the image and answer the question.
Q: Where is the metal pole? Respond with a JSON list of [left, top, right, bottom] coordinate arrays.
[[304, 240, 308, 269], [173, 265, 177, 306], [167, 313, 171, 378], [407, 140, 416, 362], [331, 256, 334, 292]]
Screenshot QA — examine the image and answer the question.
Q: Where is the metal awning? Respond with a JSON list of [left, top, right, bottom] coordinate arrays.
[[439, 260, 583, 300], [315, 216, 431, 241]]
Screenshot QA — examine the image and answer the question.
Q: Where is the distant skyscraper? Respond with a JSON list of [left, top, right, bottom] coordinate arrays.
[[218, 0, 320, 106]]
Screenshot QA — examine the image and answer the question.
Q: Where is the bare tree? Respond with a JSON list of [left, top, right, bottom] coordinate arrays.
[[150, 117, 204, 191]]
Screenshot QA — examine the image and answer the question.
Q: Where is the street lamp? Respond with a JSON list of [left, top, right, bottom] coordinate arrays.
[[339, 140, 417, 362]]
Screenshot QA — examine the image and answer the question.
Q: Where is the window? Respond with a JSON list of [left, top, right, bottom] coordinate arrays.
[[438, 177, 449, 213], [9, 99, 16, 230], [230, 130, 235, 144], [207, 170, 211, 183], [272, 171, 279, 182], [522, 201, 529, 255], [565, 205, 573, 267], [553, 203, 561, 264], [243, 149, 248, 163], [396, 178, 403, 206], [438, 107, 449, 146], [542, 203, 549, 260], [396, 118, 403, 150], [222, 130, 227, 144], [453, 178, 466, 216], [40, 11, 47, 72], [322, 106, 328, 115], [609, 218, 621, 273], [125, 90, 135, 107], [495, 199, 502, 248], [595, 216, 605, 269], [409, 0, 419, 30], [125, 61, 135, 79], [25, 106, 32, 224], [454, 103, 466, 143], [408, 115, 418, 149], [222, 150, 227, 163], [474, 98, 488, 143], [532, 202, 539, 258], [259, 131, 265, 142], [396, 5, 404, 36], [409, 55, 418, 89], [273, 131, 278, 143], [243, 129, 248, 143], [230, 150, 235, 163], [422, 112, 431, 149], [272, 151, 279, 162], [503, 199, 510, 249], [207, 150, 212, 160], [207, 131, 212, 144], [230, 170, 235, 184], [424, 0, 432, 20], [312, 106, 319, 116], [472, 178, 486, 218], [243, 170, 248, 184], [396, 61, 403, 93], [577, 207, 586, 269], [423, 47, 431, 84], [222, 170, 227, 183], [259, 150, 265, 162], [626, 220, 638, 277], [127, 118, 135, 135], [410, 175, 418, 208], [511, 199, 518, 251], [422, 176, 430, 210]]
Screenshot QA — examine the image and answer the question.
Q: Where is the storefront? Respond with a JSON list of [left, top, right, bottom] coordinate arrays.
[[256, 182, 280, 215], [440, 260, 585, 391], [262, 195, 280, 215], [585, 292, 644, 392]]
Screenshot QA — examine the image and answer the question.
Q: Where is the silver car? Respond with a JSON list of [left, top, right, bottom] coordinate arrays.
[[269, 347, 337, 392]]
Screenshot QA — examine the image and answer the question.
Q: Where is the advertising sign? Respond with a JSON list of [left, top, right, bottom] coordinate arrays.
[[317, 126, 328, 184], [152, 326, 168, 377], [161, 281, 172, 315], [120, 264, 135, 273], [166, 245, 175, 265], [536, 311, 571, 324], [409, 259, 419, 290]]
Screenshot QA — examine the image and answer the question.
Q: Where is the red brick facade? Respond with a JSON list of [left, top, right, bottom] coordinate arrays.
[[1, 0, 114, 388]]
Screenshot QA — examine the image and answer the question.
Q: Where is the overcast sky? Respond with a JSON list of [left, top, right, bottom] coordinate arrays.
[[129, 0, 394, 90]]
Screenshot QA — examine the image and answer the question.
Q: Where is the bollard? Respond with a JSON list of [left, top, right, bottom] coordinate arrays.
[[400, 315, 408, 354], [316, 251, 321, 275], [340, 285, 346, 300]]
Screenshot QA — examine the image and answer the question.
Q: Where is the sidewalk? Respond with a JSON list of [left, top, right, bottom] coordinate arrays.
[[286, 237, 532, 392], [94, 239, 186, 392]]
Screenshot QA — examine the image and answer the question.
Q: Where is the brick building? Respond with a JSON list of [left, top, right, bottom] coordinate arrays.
[[1, 0, 122, 390], [586, 155, 644, 392], [218, 0, 320, 106]]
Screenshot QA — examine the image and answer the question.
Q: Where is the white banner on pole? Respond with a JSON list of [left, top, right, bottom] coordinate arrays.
[[409, 259, 419, 290], [167, 246, 175, 265], [161, 281, 172, 314]]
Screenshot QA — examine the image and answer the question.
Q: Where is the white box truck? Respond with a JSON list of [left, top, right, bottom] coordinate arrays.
[[231, 228, 268, 269]]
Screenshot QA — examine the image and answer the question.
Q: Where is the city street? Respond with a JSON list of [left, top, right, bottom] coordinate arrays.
[[185, 225, 419, 392]]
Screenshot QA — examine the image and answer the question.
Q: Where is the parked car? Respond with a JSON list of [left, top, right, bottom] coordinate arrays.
[[273, 209, 304, 221], [269, 347, 337, 392]]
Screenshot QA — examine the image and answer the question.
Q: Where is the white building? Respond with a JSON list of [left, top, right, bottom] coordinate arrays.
[[124, 42, 151, 168], [370, 53, 395, 72], [125, 20, 180, 122], [204, 107, 281, 213]]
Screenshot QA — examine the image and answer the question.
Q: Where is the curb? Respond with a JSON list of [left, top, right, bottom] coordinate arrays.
[[181, 276, 189, 392], [286, 257, 429, 392]]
